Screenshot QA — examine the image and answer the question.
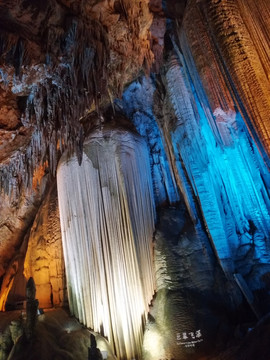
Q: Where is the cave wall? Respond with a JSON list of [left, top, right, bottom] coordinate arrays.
[[188, 0, 270, 161], [117, 0, 270, 288], [163, 49, 270, 279], [116, 76, 180, 206]]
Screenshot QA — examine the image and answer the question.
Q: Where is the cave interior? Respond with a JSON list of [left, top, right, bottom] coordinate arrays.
[[1, 0, 270, 359]]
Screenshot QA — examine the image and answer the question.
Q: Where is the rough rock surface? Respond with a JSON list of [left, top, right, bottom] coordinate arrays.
[[143, 206, 254, 360], [152, 40, 270, 301], [0, 309, 116, 360], [0, 0, 270, 359], [0, 179, 47, 280], [0, 231, 28, 311], [117, 76, 180, 206]]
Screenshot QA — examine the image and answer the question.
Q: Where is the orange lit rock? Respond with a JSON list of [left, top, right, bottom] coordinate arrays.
[[0, 232, 28, 311], [0, 182, 47, 281], [32, 162, 48, 190], [24, 183, 66, 309], [181, 2, 234, 114], [0, 259, 18, 311], [149, 0, 166, 73]]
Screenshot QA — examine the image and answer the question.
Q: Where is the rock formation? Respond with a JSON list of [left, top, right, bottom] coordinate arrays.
[[25, 277, 39, 341], [88, 334, 103, 360]]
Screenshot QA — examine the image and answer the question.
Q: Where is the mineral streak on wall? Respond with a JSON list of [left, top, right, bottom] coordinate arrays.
[[57, 128, 156, 359]]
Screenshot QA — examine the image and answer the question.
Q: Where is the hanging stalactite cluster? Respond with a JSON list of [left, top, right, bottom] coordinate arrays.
[[0, 0, 154, 198], [0, 16, 109, 196]]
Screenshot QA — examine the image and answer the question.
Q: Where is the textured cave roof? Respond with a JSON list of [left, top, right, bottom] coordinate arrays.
[[0, 0, 162, 185]]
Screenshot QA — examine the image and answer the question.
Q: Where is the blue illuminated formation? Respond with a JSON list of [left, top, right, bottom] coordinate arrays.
[[117, 77, 180, 206], [166, 52, 270, 285], [119, 53, 270, 291]]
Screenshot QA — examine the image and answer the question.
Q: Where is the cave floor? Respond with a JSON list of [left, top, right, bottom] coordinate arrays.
[[0, 308, 116, 360]]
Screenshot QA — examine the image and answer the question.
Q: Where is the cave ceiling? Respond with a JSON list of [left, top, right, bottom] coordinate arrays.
[[0, 0, 172, 183]]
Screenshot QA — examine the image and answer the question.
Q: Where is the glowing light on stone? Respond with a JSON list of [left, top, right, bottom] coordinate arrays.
[[57, 128, 156, 359], [165, 52, 270, 277], [143, 328, 166, 359]]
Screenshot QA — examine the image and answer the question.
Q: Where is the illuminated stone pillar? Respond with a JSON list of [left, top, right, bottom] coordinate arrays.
[[57, 127, 156, 359]]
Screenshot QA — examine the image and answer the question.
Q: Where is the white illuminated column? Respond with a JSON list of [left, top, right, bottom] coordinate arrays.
[[57, 128, 156, 359]]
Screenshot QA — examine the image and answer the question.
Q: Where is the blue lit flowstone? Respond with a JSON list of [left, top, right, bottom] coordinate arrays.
[[165, 52, 270, 281]]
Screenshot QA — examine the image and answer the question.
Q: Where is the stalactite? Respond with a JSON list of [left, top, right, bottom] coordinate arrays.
[[0, 17, 109, 195], [57, 127, 156, 359], [0, 0, 154, 200]]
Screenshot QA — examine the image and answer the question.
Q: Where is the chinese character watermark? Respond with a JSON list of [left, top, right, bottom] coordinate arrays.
[[176, 329, 204, 347]]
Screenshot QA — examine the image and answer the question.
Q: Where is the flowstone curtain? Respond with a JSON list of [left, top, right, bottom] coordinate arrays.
[[57, 128, 156, 359]]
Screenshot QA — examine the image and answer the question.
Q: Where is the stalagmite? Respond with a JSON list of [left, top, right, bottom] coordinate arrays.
[[57, 127, 156, 359]]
